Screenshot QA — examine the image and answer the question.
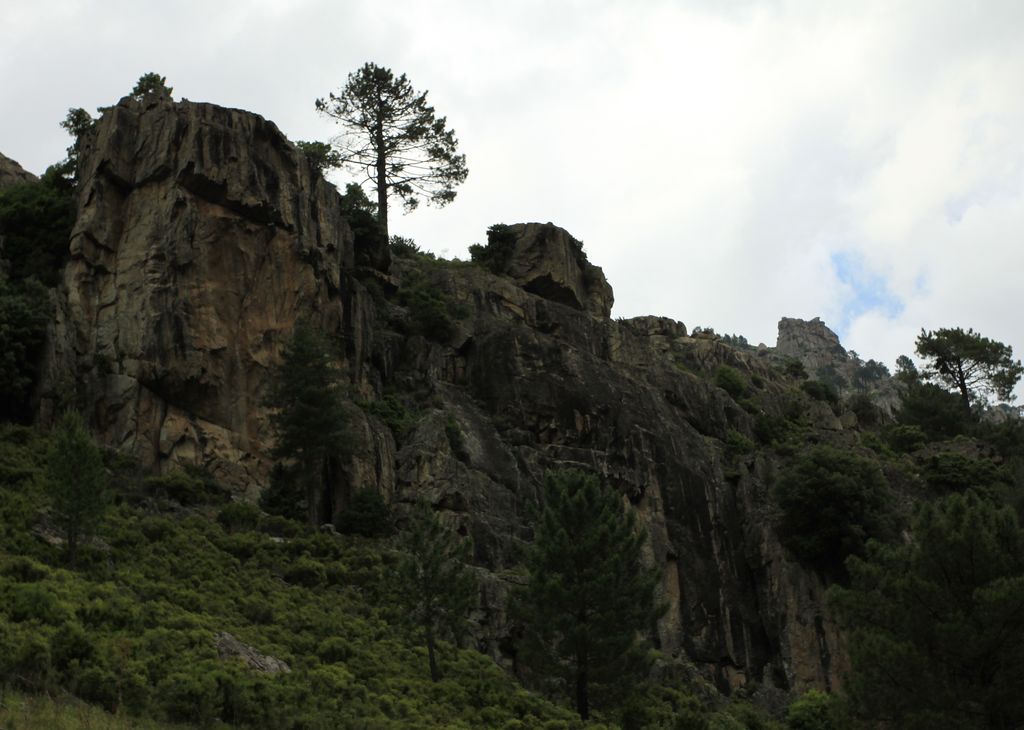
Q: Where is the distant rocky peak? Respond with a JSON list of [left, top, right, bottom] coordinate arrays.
[[775, 316, 847, 373]]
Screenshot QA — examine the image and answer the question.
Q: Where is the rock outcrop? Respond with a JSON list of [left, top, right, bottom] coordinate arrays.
[[40, 96, 389, 495], [501, 222, 613, 318], [0, 152, 37, 189], [776, 317, 847, 373], [776, 316, 901, 414]]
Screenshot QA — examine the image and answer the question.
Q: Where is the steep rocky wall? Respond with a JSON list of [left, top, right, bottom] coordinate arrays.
[[382, 245, 848, 694], [39, 96, 388, 494]]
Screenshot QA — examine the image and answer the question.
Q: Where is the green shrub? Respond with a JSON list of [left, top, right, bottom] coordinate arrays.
[[923, 452, 1005, 494], [258, 513, 302, 538], [716, 366, 748, 399], [50, 622, 96, 676], [801, 380, 839, 405], [9, 583, 70, 625], [445, 416, 470, 462], [774, 445, 893, 578], [362, 394, 422, 443], [783, 359, 808, 379], [885, 424, 926, 453], [469, 223, 518, 275], [144, 469, 226, 506], [786, 690, 844, 730], [336, 487, 392, 537], [725, 429, 755, 457], [283, 557, 327, 588], [217, 501, 262, 533], [13, 631, 53, 690], [390, 235, 423, 257], [754, 413, 794, 446], [846, 393, 881, 426]]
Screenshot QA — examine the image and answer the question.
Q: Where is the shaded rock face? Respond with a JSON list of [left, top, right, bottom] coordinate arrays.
[[382, 258, 847, 693], [0, 152, 37, 189], [40, 96, 389, 494], [503, 222, 613, 318]]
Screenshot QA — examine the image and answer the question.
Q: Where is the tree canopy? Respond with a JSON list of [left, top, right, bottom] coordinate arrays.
[[315, 62, 467, 239], [130, 72, 173, 101], [515, 469, 662, 720], [830, 491, 1024, 729], [915, 327, 1023, 411], [774, 445, 894, 579]]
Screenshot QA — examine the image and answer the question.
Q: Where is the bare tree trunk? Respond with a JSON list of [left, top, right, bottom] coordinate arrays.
[[375, 111, 388, 241]]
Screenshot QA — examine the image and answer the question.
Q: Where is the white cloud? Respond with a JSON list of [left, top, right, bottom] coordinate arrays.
[[2, 0, 1022, 395]]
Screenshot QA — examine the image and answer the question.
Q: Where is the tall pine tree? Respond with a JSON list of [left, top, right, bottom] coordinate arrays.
[[830, 491, 1024, 729], [46, 410, 107, 565], [516, 469, 662, 720], [396, 502, 477, 681], [263, 321, 348, 527]]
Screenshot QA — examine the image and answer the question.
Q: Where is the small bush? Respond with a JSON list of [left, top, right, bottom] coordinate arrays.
[[469, 223, 518, 275], [725, 429, 755, 457], [283, 557, 326, 588], [446, 416, 470, 462], [144, 468, 226, 506], [716, 366, 748, 399], [885, 424, 926, 453], [786, 689, 846, 730], [754, 413, 794, 446], [336, 487, 392, 537], [217, 501, 262, 533], [801, 380, 839, 405]]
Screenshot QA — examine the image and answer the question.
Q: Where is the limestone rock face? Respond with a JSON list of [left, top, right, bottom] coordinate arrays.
[[503, 222, 613, 318], [40, 96, 387, 493], [0, 152, 37, 189]]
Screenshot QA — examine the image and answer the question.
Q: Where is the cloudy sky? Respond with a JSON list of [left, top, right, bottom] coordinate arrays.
[[2, 0, 1022, 386]]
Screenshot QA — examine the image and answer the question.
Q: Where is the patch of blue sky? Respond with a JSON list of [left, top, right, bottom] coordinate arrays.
[[830, 250, 904, 338]]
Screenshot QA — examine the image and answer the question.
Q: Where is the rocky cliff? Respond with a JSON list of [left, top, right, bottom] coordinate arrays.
[[0, 152, 37, 189], [42, 97, 865, 697], [39, 95, 388, 494]]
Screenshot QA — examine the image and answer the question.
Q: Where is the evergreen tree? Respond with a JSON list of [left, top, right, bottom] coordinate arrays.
[[263, 321, 348, 527], [516, 469, 662, 720], [916, 327, 1023, 411], [130, 72, 173, 100], [396, 502, 477, 682], [830, 491, 1024, 729], [46, 411, 107, 565], [315, 62, 468, 239]]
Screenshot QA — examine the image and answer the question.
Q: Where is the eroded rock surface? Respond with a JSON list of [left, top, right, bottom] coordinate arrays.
[[40, 96, 388, 495]]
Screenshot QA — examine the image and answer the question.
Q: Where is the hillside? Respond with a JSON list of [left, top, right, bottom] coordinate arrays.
[[1, 92, 1022, 728]]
